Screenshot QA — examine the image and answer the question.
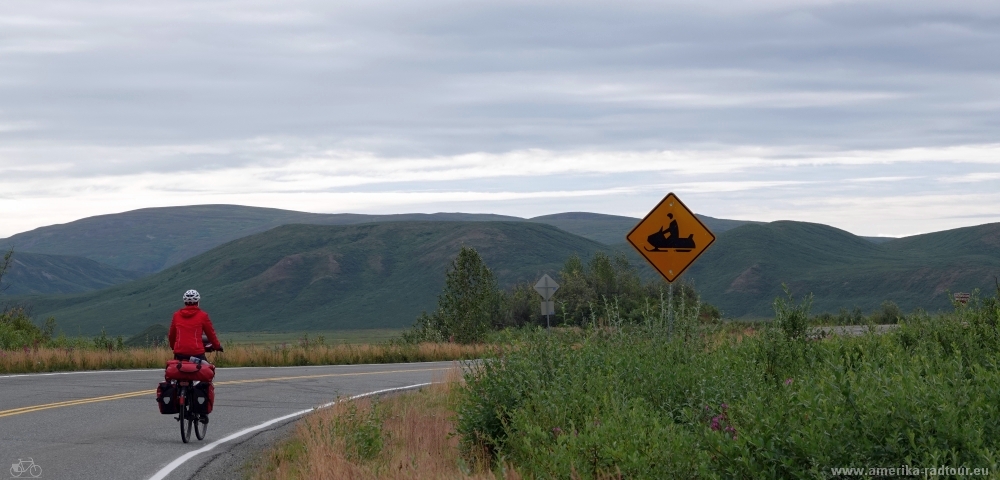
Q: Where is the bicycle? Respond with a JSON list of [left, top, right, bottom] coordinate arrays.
[[170, 379, 210, 443], [10, 458, 42, 478], [167, 336, 222, 443]]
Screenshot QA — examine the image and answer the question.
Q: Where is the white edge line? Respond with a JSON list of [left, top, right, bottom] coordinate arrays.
[[0, 360, 462, 380], [146, 382, 433, 480]]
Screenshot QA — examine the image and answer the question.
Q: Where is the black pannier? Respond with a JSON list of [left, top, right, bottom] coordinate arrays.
[[189, 382, 214, 415], [156, 381, 179, 414]]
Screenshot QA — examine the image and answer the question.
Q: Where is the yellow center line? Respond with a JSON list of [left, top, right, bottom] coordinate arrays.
[[0, 367, 449, 419]]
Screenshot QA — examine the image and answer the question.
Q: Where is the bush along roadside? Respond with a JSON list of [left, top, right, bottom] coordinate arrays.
[[455, 289, 1000, 479]]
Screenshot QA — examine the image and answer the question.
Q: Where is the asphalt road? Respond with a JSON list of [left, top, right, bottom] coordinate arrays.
[[0, 361, 458, 480]]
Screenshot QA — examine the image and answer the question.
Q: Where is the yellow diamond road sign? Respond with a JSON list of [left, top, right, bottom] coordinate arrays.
[[626, 192, 716, 283]]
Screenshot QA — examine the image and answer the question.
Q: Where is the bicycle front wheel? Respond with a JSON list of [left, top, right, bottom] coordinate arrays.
[[195, 414, 207, 440]]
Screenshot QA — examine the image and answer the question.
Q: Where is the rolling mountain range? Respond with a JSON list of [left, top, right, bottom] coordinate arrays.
[[3, 205, 997, 334], [685, 221, 1000, 317], [17, 222, 606, 334], [0, 205, 522, 273], [0, 205, 749, 275]]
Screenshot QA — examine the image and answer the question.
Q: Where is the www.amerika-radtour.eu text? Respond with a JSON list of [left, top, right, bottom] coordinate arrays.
[[830, 466, 989, 477]]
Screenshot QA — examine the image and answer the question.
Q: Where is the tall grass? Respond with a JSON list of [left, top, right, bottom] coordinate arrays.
[[0, 342, 488, 374], [455, 290, 1000, 478], [249, 370, 516, 480]]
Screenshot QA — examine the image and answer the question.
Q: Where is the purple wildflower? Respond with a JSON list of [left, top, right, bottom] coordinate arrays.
[[784, 378, 794, 386]]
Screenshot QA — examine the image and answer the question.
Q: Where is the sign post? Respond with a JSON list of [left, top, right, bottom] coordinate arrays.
[[534, 274, 560, 330], [626, 192, 716, 283]]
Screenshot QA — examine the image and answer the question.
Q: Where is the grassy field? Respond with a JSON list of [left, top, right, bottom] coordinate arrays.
[[0, 342, 487, 374], [219, 329, 406, 346]]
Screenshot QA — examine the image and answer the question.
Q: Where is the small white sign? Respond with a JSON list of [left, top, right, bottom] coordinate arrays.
[[540, 300, 555, 316], [533, 274, 559, 300]]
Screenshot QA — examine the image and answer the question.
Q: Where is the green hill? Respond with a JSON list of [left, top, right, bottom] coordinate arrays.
[[1, 252, 145, 295], [2, 206, 757, 280], [19, 222, 607, 335], [530, 212, 755, 245], [684, 221, 1000, 317], [529, 213, 639, 245], [2, 205, 520, 273]]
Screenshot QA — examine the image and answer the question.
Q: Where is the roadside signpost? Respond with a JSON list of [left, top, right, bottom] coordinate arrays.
[[534, 274, 559, 329], [954, 292, 970, 305], [626, 192, 716, 283]]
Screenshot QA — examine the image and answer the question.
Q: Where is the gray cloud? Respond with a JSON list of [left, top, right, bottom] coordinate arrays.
[[3, 0, 998, 151], [0, 0, 998, 236]]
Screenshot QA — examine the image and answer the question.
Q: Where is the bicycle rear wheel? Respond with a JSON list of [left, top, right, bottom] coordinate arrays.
[[179, 389, 193, 443]]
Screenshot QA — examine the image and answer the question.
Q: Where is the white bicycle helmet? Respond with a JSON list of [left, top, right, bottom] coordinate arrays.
[[183, 289, 201, 305]]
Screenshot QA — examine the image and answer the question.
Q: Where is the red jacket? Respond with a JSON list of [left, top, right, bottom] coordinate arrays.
[[169, 305, 221, 356]]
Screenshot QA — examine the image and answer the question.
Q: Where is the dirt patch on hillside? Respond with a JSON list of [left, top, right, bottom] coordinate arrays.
[[247, 251, 341, 291], [727, 264, 764, 294], [368, 255, 384, 274], [418, 228, 509, 265]]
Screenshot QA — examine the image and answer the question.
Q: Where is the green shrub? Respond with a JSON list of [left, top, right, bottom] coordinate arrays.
[[457, 291, 1000, 478], [312, 400, 385, 462], [0, 307, 56, 350]]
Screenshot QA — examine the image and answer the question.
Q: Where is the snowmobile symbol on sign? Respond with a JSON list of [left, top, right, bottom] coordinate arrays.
[[644, 213, 696, 252], [626, 193, 715, 282]]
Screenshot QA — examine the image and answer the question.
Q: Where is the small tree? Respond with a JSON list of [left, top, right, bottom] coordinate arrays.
[[437, 247, 504, 343], [405, 247, 504, 344], [772, 284, 813, 341]]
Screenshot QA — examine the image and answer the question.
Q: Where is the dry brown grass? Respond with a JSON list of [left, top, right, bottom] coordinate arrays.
[[248, 369, 520, 480], [0, 342, 488, 374]]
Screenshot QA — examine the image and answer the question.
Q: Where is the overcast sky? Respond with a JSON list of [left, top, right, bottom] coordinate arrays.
[[1, 0, 998, 238]]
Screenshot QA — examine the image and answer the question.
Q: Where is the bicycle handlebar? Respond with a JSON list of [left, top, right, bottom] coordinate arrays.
[[201, 334, 222, 352]]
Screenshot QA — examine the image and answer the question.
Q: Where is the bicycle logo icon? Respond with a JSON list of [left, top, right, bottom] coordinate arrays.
[[9, 458, 41, 478]]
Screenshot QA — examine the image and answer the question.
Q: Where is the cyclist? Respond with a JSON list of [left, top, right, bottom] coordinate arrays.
[[168, 289, 223, 362]]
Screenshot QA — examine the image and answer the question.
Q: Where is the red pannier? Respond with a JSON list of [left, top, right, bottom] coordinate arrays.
[[190, 382, 215, 414], [164, 359, 216, 382], [156, 381, 179, 414]]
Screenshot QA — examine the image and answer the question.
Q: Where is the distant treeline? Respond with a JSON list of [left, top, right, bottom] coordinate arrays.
[[404, 247, 720, 343]]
